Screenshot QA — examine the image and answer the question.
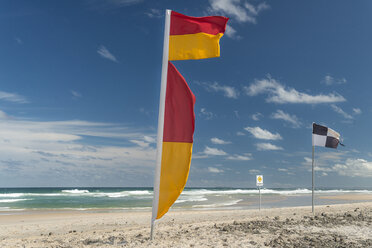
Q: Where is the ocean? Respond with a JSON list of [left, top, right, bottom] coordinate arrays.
[[0, 187, 371, 214]]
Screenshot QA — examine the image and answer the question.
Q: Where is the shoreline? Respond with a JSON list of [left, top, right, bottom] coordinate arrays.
[[0, 201, 371, 247]]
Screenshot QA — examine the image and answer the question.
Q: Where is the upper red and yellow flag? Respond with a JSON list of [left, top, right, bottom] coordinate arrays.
[[169, 11, 229, 61]]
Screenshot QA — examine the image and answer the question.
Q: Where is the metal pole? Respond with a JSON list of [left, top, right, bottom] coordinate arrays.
[[259, 187, 261, 211], [312, 145, 315, 214], [151, 9, 171, 240]]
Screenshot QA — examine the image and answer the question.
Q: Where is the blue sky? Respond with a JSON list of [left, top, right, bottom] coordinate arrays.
[[1, 0, 372, 188]]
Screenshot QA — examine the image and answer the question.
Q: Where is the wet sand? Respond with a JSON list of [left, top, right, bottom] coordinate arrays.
[[0, 201, 371, 247]]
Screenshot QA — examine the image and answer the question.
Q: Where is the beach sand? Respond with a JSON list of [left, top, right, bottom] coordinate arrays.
[[0, 201, 371, 247]]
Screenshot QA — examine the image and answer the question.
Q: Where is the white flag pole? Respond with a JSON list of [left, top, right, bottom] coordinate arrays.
[[312, 145, 315, 214], [151, 9, 171, 240]]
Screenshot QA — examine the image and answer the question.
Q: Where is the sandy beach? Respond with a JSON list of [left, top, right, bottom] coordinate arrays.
[[0, 199, 371, 247]]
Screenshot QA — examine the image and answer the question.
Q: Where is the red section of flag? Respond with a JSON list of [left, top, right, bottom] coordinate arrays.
[[170, 11, 228, 36], [163, 62, 196, 143]]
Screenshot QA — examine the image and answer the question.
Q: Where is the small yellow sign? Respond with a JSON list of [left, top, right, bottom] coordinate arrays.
[[256, 175, 263, 186]]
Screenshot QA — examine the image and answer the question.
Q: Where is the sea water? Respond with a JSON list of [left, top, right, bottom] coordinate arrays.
[[0, 187, 371, 214]]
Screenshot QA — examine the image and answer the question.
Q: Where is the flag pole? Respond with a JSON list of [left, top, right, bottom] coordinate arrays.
[[312, 145, 315, 214], [151, 9, 171, 240]]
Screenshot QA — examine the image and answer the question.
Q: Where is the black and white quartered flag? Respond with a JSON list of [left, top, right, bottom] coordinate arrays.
[[312, 123, 342, 149]]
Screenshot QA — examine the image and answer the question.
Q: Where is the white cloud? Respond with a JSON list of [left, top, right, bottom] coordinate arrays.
[[208, 0, 269, 24], [15, 37, 23, 44], [211, 137, 231, 145], [332, 158, 372, 178], [278, 168, 288, 172], [87, 0, 143, 10], [236, 131, 245, 136], [244, 77, 346, 104], [145, 8, 162, 18], [208, 167, 224, 173], [251, 112, 263, 121], [0, 110, 10, 119], [227, 153, 252, 161], [331, 104, 353, 119], [245, 126, 282, 140], [199, 108, 215, 120], [0, 90, 28, 103], [353, 108, 362, 115], [321, 75, 347, 86], [204, 146, 227, 156], [225, 24, 241, 39], [271, 110, 301, 128], [201, 82, 239, 99], [130, 140, 149, 148], [249, 169, 260, 174], [97, 45, 118, 62], [71, 90, 82, 99], [256, 143, 283, 151], [0, 117, 158, 186], [143, 136, 155, 143]]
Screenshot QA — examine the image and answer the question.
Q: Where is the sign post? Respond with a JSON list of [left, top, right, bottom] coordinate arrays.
[[256, 175, 263, 210]]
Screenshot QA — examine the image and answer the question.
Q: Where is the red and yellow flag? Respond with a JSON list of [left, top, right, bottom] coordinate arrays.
[[153, 10, 228, 223], [156, 62, 196, 219], [169, 11, 229, 60]]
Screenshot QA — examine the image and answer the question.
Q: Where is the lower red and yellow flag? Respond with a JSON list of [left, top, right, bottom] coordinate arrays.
[[156, 62, 195, 219]]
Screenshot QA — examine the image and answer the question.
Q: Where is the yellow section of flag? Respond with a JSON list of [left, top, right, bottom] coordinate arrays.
[[157, 141, 193, 219], [169, 33, 223, 61]]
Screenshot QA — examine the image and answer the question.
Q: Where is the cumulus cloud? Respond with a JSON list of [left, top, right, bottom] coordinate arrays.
[[97, 45, 118, 62], [130, 140, 150, 147], [331, 104, 353, 119], [0, 110, 10, 119], [227, 153, 252, 161], [353, 108, 362, 115], [0, 90, 28, 104], [208, 167, 224, 173], [145, 8, 162, 18], [256, 143, 283, 151], [86, 0, 144, 10], [203, 146, 227, 156], [0, 117, 158, 186], [199, 108, 215, 120], [236, 131, 245, 136], [143, 136, 156, 143], [271, 110, 301, 128], [211, 137, 231, 145], [245, 126, 282, 140], [244, 77, 346, 104], [225, 24, 240, 39], [321, 75, 347, 86], [71, 90, 82, 99], [332, 158, 372, 178], [200, 82, 239, 99], [251, 112, 263, 121], [208, 0, 269, 24], [249, 169, 260, 174]]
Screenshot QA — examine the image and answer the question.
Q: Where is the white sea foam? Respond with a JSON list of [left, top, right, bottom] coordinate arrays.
[[0, 199, 28, 203], [182, 188, 372, 196], [192, 199, 243, 208], [90, 190, 152, 198], [175, 195, 208, 203], [0, 193, 25, 198], [61, 189, 90, 194]]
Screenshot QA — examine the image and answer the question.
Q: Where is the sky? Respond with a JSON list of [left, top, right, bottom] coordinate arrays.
[[1, 0, 372, 188]]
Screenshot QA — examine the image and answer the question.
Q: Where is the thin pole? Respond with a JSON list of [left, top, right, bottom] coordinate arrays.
[[312, 145, 315, 214], [151, 9, 171, 240], [259, 187, 261, 211]]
